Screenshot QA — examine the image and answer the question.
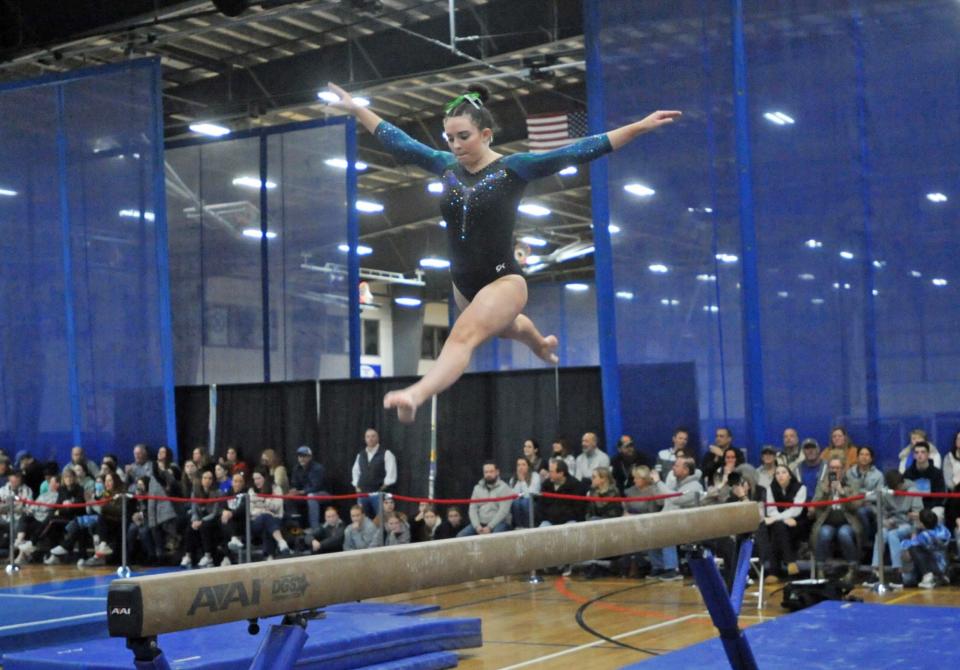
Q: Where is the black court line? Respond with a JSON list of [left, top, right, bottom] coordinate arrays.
[[574, 583, 664, 656]]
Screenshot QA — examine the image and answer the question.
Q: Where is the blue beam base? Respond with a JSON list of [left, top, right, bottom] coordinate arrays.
[[248, 619, 310, 670]]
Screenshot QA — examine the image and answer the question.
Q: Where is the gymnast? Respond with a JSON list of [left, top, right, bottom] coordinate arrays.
[[327, 82, 680, 422]]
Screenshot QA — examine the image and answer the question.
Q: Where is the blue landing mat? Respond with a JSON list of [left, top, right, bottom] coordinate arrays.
[[2, 605, 481, 669], [623, 601, 960, 670]]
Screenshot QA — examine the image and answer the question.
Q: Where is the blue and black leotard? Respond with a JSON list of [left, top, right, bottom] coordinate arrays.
[[374, 121, 613, 301]]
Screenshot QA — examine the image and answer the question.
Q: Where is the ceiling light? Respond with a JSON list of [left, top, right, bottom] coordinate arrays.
[[624, 183, 655, 197], [525, 263, 547, 274], [702, 305, 719, 313], [525, 255, 541, 265], [356, 200, 383, 213], [804, 239, 823, 248], [419, 257, 450, 269], [616, 291, 634, 300], [556, 244, 594, 262], [704, 207, 713, 213], [118, 209, 155, 222], [521, 235, 547, 247], [353, 97, 371, 107], [777, 291, 789, 298], [394, 297, 421, 307], [696, 274, 716, 282], [518, 203, 551, 216], [317, 91, 340, 103], [839, 250, 855, 260], [428, 182, 444, 194], [189, 122, 230, 137], [872, 260, 886, 268], [660, 298, 680, 306], [715, 253, 739, 263], [910, 270, 922, 278], [233, 176, 276, 189], [0, 187, 17, 196], [926, 192, 948, 203], [324, 158, 367, 171], [811, 298, 825, 305], [799, 273, 815, 280], [872, 289, 879, 296], [242, 228, 277, 239], [565, 283, 589, 292], [558, 166, 578, 176], [438, 219, 447, 228], [338, 243, 373, 255], [608, 224, 621, 234], [648, 263, 669, 274], [932, 278, 948, 286], [764, 111, 795, 125], [832, 282, 840, 289]]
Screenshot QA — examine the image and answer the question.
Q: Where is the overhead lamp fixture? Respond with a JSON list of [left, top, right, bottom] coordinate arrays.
[[419, 257, 450, 269], [355, 200, 384, 213], [660, 298, 680, 306], [394, 297, 422, 307], [648, 263, 669, 274], [189, 122, 230, 137], [242, 228, 277, 239], [872, 260, 886, 268], [438, 219, 447, 228], [804, 239, 823, 248], [525, 255, 542, 265], [608, 224, 621, 234], [427, 182, 444, 194], [525, 263, 547, 274], [839, 250, 855, 260], [118, 209, 155, 222], [799, 273, 815, 280], [324, 158, 368, 171], [715, 253, 739, 263], [624, 183, 655, 197], [0, 187, 17, 196], [616, 291, 634, 300], [338, 243, 373, 255], [932, 278, 948, 286], [518, 203, 551, 216], [763, 111, 795, 125], [317, 90, 370, 107], [696, 274, 716, 282], [811, 298, 825, 305], [702, 305, 719, 313], [565, 283, 589, 292], [926, 192, 948, 203], [521, 235, 548, 247], [233, 176, 276, 189], [909, 270, 922, 278], [777, 291, 789, 298], [556, 244, 594, 263], [558, 166, 578, 176]]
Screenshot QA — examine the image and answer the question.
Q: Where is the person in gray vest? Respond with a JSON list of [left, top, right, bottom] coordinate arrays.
[[352, 428, 397, 519]]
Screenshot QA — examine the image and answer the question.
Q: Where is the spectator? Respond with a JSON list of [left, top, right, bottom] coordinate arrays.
[[903, 441, 946, 517], [459, 461, 513, 536], [509, 456, 541, 528], [144, 468, 179, 564], [942, 430, 960, 532], [191, 446, 211, 470], [823, 426, 857, 468], [778, 427, 803, 472], [655, 428, 691, 477], [411, 504, 442, 542], [574, 432, 610, 486], [248, 467, 290, 560], [796, 438, 826, 501], [811, 457, 863, 581], [705, 468, 763, 590], [756, 447, 778, 491], [542, 438, 575, 482], [585, 466, 623, 520], [214, 462, 233, 494], [260, 448, 289, 493], [901, 508, 951, 589], [81, 470, 128, 567], [351, 429, 397, 519], [291, 445, 329, 532], [610, 435, 649, 493], [64, 446, 99, 480], [621, 464, 662, 578], [100, 454, 119, 478], [1, 470, 33, 550], [127, 476, 155, 564], [847, 446, 883, 549], [522, 439, 543, 474], [385, 513, 411, 546], [219, 472, 248, 565], [649, 457, 704, 581], [181, 469, 222, 568], [46, 472, 104, 565], [14, 473, 59, 564], [309, 506, 345, 553], [537, 458, 583, 527], [705, 447, 744, 494], [180, 460, 201, 503], [761, 465, 807, 581], [222, 446, 249, 476], [0, 455, 10, 488], [701, 427, 734, 485], [154, 446, 182, 491], [343, 504, 382, 551], [867, 470, 923, 586], [124, 444, 154, 486], [898, 429, 942, 474], [434, 505, 466, 540], [15, 451, 44, 496]]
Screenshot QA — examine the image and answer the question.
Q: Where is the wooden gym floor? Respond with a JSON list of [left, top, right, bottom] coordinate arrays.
[[4, 566, 959, 669]]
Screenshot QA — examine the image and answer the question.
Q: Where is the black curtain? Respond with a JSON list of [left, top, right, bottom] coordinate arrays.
[[214, 381, 319, 469], [174, 385, 210, 463]]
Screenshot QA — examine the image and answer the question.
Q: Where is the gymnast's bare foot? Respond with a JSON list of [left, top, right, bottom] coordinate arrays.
[[537, 335, 559, 365], [384, 390, 419, 423]]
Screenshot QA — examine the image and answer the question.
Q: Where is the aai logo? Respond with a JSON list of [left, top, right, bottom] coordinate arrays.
[[187, 579, 262, 615]]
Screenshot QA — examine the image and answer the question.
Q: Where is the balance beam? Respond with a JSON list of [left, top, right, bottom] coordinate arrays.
[[108, 502, 760, 638]]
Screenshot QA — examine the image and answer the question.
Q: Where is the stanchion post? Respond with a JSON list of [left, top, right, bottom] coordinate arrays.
[[5, 495, 19, 574], [117, 493, 131, 578], [871, 488, 888, 594], [244, 493, 252, 564], [527, 493, 542, 584]]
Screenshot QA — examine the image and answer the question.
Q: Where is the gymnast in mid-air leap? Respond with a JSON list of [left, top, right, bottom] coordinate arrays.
[[327, 82, 680, 423]]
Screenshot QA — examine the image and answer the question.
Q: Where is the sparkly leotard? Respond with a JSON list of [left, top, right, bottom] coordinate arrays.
[[374, 121, 613, 300]]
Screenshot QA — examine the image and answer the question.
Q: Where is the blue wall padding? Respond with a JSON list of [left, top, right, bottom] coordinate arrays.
[[621, 601, 960, 670]]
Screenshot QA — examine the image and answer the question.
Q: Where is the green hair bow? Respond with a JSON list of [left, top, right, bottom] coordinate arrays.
[[444, 92, 483, 114]]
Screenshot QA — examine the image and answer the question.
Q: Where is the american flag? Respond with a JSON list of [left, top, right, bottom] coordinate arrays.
[[526, 110, 588, 152]]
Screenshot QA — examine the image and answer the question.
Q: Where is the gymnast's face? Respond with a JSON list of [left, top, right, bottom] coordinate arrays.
[[443, 116, 492, 165]]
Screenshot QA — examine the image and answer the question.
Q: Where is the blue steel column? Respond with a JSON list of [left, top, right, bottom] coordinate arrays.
[[731, 0, 765, 453], [584, 0, 622, 453], [259, 134, 272, 381], [149, 59, 179, 454], [346, 117, 361, 378], [851, 12, 881, 452], [55, 87, 83, 446]]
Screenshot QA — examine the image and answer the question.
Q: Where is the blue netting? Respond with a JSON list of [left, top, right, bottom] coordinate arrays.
[[0, 60, 173, 463]]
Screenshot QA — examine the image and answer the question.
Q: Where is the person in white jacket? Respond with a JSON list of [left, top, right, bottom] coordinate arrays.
[[249, 467, 290, 559], [760, 465, 807, 581]]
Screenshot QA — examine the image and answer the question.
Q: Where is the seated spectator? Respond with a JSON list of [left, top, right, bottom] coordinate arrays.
[[705, 469, 763, 589], [191, 445, 211, 470], [384, 513, 411, 546], [309, 506, 345, 553], [943, 430, 960, 533], [248, 467, 290, 560], [621, 465, 662, 578], [701, 427, 734, 486], [15, 451, 44, 497], [72, 462, 96, 497], [903, 441, 946, 518], [291, 445, 328, 532], [901, 509, 951, 588], [541, 438, 575, 482], [0, 455, 10, 488], [705, 447, 744, 493], [1, 470, 32, 544], [898, 428, 942, 474], [180, 460, 200, 505], [610, 435, 649, 494], [585, 466, 623, 520], [81, 471, 128, 567], [649, 457, 703, 581], [63, 446, 99, 480], [123, 444, 154, 487], [434, 506, 466, 540], [522, 439, 544, 475], [214, 462, 233, 494], [181, 469, 222, 568], [655, 427, 691, 478], [127, 476, 155, 564], [222, 446, 249, 476], [14, 473, 59, 564], [761, 465, 807, 581], [847, 446, 884, 551], [811, 458, 863, 581], [795, 438, 825, 501], [509, 456, 541, 528], [778, 427, 803, 472], [756, 447, 778, 491], [868, 470, 922, 586], [219, 472, 248, 565], [411, 504, 442, 542], [373, 494, 406, 535], [343, 504, 382, 550], [260, 448, 289, 493], [31, 469, 84, 562], [822, 426, 857, 469], [155, 445, 182, 485], [46, 472, 104, 564], [537, 458, 583, 527], [574, 432, 610, 487], [99, 454, 119, 479], [459, 461, 513, 537]]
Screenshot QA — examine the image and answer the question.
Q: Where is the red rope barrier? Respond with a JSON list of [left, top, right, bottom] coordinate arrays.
[[891, 489, 960, 499], [15, 497, 109, 509]]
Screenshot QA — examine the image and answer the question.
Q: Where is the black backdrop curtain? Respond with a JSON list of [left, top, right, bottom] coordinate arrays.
[[174, 385, 209, 461]]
